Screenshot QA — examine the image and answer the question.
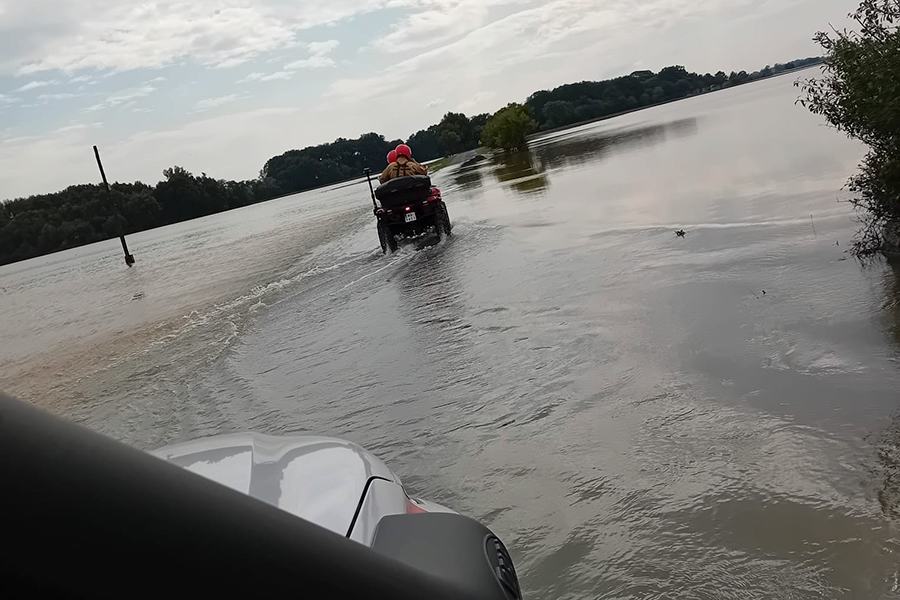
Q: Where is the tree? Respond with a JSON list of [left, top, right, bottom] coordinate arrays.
[[433, 112, 476, 155], [408, 128, 441, 161], [438, 129, 464, 155], [470, 113, 490, 148], [481, 103, 536, 151], [0, 167, 290, 266], [542, 100, 575, 128], [659, 65, 689, 81], [674, 79, 694, 96], [155, 166, 207, 221], [521, 63, 804, 130], [260, 133, 396, 193], [797, 0, 900, 256]]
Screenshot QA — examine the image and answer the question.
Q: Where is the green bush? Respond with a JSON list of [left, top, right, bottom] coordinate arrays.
[[797, 0, 900, 256], [481, 104, 537, 152]]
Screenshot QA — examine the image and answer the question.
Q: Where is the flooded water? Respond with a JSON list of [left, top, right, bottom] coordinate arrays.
[[4, 74, 900, 598]]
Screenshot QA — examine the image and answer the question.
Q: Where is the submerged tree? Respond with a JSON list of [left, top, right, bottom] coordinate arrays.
[[797, 0, 900, 256], [481, 104, 536, 152]]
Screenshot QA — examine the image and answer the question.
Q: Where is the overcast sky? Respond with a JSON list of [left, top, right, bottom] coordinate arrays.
[[0, 0, 856, 198]]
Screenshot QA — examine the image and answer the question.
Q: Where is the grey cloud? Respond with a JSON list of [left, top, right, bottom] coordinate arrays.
[[307, 40, 340, 55], [1, 1, 379, 75], [284, 40, 340, 70], [84, 85, 156, 112], [260, 71, 294, 81], [194, 93, 243, 111], [238, 72, 267, 83], [54, 121, 102, 133], [238, 70, 295, 83], [372, 0, 518, 54], [330, 0, 761, 104], [13, 79, 60, 92], [36, 92, 83, 102], [284, 56, 334, 69]]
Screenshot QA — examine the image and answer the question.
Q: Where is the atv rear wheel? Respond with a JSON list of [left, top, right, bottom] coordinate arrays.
[[378, 222, 398, 254], [434, 203, 452, 239], [377, 223, 387, 253]]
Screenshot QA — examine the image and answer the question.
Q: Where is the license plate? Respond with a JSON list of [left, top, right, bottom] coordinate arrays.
[[405, 212, 417, 223]]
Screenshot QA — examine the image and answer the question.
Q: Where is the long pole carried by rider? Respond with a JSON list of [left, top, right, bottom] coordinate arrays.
[[364, 167, 377, 209]]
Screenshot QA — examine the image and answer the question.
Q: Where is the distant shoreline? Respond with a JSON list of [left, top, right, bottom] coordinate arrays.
[[0, 61, 824, 267], [283, 67, 828, 193], [248, 66, 825, 198], [528, 64, 823, 140]]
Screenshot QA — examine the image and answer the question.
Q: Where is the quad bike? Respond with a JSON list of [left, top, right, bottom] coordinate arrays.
[[365, 168, 452, 253], [1, 392, 522, 600]]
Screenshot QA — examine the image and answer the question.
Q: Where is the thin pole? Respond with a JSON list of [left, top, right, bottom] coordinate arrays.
[[93, 146, 135, 266], [364, 167, 377, 209]]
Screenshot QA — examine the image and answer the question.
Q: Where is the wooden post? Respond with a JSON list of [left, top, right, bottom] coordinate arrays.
[[93, 146, 135, 267]]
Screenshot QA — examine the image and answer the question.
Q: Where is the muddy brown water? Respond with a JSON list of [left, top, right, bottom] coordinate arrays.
[[3, 74, 900, 598]]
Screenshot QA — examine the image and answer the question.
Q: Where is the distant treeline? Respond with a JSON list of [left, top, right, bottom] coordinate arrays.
[[526, 58, 824, 131], [1, 56, 821, 266], [0, 168, 282, 265]]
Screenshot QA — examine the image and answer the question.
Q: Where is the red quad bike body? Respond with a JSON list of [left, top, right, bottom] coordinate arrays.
[[365, 171, 452, 253]]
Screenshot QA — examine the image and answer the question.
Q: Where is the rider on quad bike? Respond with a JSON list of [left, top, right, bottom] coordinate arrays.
[[367, 144, 451, 254], [380, 144, 427, 183]]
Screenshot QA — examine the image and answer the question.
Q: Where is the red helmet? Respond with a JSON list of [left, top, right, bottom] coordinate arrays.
[[387, 150, 398, 164], [395, 144, 412, 159]]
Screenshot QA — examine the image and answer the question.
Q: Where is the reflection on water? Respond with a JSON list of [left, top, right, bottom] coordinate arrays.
[[875, 262, 900, 520], [874, 419, 900, 520], [449, 118, 698, 201], [882, 258, 900, 350], [491, 152, 550, 197], [451, 164, 484, 192], [531, 118, 699, 171], [472, 118, 700, 201]]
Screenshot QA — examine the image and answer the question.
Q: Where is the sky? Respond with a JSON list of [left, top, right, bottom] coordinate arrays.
[[0, 0, 858, 198]]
